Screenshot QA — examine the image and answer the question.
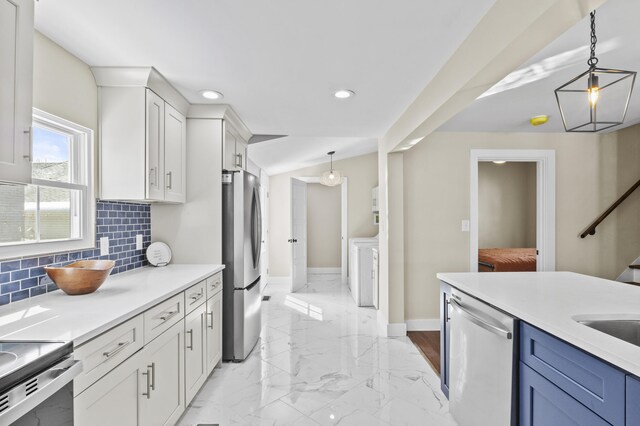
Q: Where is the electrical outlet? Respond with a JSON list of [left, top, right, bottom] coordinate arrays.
[[461, 220, 470, 232], [100, 237, 109, 255], [136, 234, 143, 250]]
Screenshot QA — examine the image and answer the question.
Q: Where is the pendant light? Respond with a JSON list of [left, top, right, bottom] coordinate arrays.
[[555, 10, 636, 132], [320, 151, 343, 187]]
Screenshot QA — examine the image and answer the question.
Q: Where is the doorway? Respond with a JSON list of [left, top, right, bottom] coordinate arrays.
[[470, 150, 556, 272], [290, 177, 348, 292]]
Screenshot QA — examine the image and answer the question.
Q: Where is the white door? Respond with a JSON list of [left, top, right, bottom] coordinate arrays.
[[184, 303, 206, 405], [0, 0, 33, 185], [139, 320, 184, 426], [290, 178, 307, 292], [163, 103, 186, 203], [145, 89, 165, 201]]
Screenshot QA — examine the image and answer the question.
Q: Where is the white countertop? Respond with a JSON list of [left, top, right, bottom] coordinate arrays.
[[437, 271, 640, 377], [0, 264, 224, 347]]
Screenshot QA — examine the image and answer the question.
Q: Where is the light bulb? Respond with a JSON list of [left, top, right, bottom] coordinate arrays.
[[329, 172, 334, 179], [588, 74, 599, 107]]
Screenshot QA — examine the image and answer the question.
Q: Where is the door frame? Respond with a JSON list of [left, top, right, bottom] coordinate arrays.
[[470, 149, 555, 272], [292, 177, 349, 287]]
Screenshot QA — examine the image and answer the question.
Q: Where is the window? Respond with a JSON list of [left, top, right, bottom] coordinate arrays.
[[0, 109, 94, 258]]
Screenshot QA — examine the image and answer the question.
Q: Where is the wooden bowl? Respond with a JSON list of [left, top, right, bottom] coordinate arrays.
[[45, 260, 115, 295]]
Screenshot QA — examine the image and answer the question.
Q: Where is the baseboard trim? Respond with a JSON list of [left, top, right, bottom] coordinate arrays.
[[268, 276, 291, 285], [406, 319, 440, 331], [308, 267, 341, 274], [387, 322, 408, 337]]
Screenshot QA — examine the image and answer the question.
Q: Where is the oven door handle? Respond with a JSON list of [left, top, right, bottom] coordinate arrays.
[[450, 299, 512, 340], [0, 357, 83, 425]]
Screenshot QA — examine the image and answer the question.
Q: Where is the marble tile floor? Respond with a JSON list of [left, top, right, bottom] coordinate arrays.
[[178, 273, 456, 426]]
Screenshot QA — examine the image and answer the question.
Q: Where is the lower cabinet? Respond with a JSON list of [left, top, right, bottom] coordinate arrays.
[[185, 302, 207, 404], [627, 376, 640, 426], [205, 290, 223, 375], [520, 362, 610, 426], [439, 281, 451, 398], [74, 319, 185, 426]]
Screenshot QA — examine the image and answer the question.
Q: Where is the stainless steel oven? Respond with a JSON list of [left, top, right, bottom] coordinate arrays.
[[0, 341, 82, 426]]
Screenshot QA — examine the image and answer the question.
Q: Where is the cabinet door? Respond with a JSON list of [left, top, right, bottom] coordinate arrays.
[[235, 137, 248, 170], [520, 363, 609, 426], [184, 303, 206, 404], [205, 291, 223, 374], [145, 89, 165, 201], [0, 0, 33, 184], [164, 103, 186, 203], [74, 349, 143, 426], [627, 375, 640, 425], [223, 126, 237, 171], [139, 320, 184, 426]]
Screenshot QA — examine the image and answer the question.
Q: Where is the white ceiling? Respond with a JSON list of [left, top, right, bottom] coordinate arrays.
[[440, 0, 640, 133], [34, 0, 495, 174]]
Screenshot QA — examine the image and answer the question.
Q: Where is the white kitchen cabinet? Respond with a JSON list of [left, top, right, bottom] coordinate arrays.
[[348, 238, 378, 307], [93, 67, 188, 203], [223, 123, 248, 171], [205, 290, 223, 374], [184, 302, 207, 404], [74, 348, 143, 426], [0, 0, 33, 184], [139, 319, 185, 426]]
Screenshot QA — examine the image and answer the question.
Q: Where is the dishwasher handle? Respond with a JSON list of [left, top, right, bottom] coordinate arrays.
[[450, 299, 512, 340]]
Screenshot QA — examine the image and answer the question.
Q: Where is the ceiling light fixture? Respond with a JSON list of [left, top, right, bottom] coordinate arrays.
[[320, 151, 343, 187], [530, 115, 549, 126], [201, 90, 224, 100], [493, 160, 507, 165], [555, 10, 636, 132], [334, 89, 355, 99]]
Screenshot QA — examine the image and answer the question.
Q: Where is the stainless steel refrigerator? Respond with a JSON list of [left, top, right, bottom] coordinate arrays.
[[222, 170, 262, 361]]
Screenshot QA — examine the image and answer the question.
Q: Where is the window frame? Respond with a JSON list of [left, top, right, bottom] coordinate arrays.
[[0, 109, 95, 259]]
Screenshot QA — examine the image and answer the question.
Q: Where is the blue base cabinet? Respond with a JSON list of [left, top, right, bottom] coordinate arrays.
[[520, 362, 610, 425], [628, 376, 640, 425]]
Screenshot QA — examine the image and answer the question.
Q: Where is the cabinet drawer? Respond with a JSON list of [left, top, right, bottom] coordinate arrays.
[[520, 322, 625, 425], [144, 292, 184, 344], [185, 280, 206, 314], [206, 272, 222, 299], [74, 314, 144, 396]]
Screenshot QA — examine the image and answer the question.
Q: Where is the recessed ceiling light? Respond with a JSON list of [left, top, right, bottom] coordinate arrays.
[[493, 160, 507, 164], [334, 89, 355, 99], [201, 90, 223, 100], [530, 115, 549, 126]]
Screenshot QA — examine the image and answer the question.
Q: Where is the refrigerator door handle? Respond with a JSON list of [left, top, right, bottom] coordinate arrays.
[[255, 187, 262, 267]]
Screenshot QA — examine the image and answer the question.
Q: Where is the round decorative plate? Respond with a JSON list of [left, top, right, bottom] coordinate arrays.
[[146, 242, 172, 266]]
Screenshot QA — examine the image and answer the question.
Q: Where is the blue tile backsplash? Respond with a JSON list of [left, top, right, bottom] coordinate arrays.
[[0, 200, 151, 305]]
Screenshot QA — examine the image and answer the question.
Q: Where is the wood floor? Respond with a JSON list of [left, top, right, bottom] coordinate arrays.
[[408, 331, 441, 375]]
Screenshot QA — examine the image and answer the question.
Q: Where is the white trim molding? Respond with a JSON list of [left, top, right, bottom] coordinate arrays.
[[470, 149, 556, 272], [406, 319, 440, 331], [308, 268, 341, 274], [386, 323, 408, 337]]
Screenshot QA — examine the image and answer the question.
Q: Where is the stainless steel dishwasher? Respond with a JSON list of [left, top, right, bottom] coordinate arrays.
[[448, 288, 517, 426]]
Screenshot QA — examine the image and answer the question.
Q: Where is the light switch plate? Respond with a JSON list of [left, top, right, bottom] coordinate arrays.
[[100, 237, 109, 255], [461, 220, 470, 232], [136, 234, 143, 250]]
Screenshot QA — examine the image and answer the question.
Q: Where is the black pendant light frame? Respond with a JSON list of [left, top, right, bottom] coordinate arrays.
[[555, 11, 636, 133]]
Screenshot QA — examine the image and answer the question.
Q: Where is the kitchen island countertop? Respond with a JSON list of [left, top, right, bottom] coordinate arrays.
[[437, 271, 640, 377], [0, 264, 223, 346]]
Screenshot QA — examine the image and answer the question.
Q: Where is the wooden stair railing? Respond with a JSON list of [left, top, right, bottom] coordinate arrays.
[[581, 178, 640, 238]]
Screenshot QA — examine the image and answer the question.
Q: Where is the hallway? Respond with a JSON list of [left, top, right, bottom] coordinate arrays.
[[178, 274, 455, 425]]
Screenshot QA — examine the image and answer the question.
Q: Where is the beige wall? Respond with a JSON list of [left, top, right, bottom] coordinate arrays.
[[403, 129, 640, 322], [33, 31, 97, 134], [478, 162, 536, 248], [306, 184, 341, 268], [269, 152, 378, 277]]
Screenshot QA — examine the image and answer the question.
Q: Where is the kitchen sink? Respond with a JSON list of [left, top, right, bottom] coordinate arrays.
[[578, 319, 640, 347]]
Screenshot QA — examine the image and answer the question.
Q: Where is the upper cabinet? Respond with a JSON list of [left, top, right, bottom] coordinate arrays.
[[93, 67, 188, 203], [0, 0, 33, 184], [224, 124, 248, 172]]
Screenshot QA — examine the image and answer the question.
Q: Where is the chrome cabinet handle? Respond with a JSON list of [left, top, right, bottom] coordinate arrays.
[[207, 311, 214, 329], [449, 299, 512, 340], [149, 362, 155, 391], [102, 341, 130, 358], [23, 127, 32, 160], [159, 310, 178, 321], [142, 367, 151, 399], [190, 292, 203, 303], [186, 329, 193, 350], [166, 171, 172, 189], [236, 153, 243, 168]]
